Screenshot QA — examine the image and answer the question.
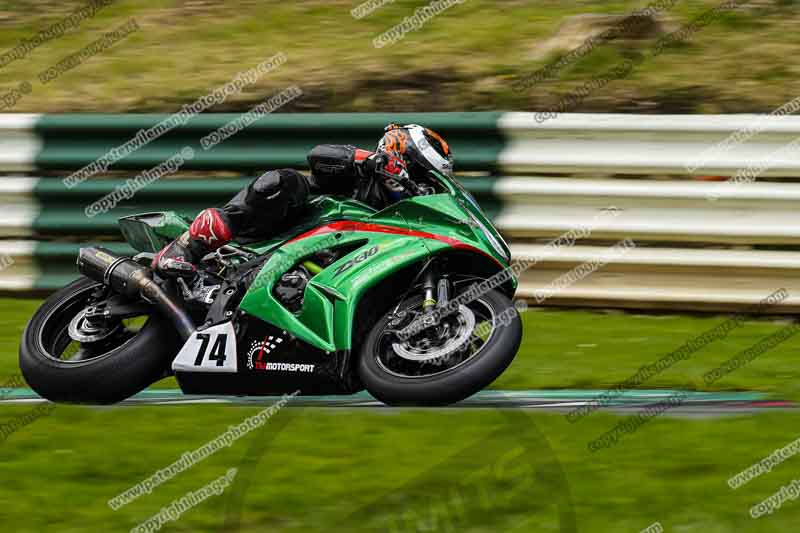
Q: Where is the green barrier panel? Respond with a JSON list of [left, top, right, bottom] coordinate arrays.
[[32, 177, 251, 236], [31, 176, 500, 236], [34, 112, 504, 172]]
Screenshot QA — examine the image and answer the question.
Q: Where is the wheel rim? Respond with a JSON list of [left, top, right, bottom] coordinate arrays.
[[37, 283, 151, 364], [376, 297, 496, 379]]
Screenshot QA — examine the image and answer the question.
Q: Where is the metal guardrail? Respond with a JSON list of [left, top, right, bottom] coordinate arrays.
[[6, 111, 800, 175], [0, 112, 798, 313], [0, 176, 500, 237], [0, 113, 503, 172], [514, 245, 800, 313], [494, 177, 800, 244], [499, 113, 800, 176]]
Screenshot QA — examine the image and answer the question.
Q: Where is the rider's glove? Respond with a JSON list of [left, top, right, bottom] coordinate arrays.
[[364, 151, 408, 180], [382, 153, 408, 178], [372, 152, 414, 199], [353, 150, 381, 178]]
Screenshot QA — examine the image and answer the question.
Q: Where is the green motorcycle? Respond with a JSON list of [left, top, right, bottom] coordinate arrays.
[[19, 170, 522, 405]]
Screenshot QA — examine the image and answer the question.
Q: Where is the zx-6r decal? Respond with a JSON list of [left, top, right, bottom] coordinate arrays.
[[334, 245, 379, 276]]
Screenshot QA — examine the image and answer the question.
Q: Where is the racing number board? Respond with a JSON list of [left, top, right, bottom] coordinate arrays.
[[172, 322, 238, 373]]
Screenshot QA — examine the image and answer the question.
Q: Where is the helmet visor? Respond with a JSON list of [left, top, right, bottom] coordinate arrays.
[[408, 126, 454, 177]]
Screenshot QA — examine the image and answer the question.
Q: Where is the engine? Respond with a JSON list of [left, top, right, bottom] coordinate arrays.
[[272, 243, 365, 313], [274, 265, 311, 313]]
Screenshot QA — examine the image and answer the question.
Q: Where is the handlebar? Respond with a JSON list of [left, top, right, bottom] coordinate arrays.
[[372, 155, 432, 197]]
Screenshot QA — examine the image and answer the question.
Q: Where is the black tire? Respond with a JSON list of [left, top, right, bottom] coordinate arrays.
[[19, 277, 180, 404], [358, 288, 522, 406]]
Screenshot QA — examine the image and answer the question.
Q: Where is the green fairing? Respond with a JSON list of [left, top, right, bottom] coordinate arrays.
[[123, 172, 515, 353], [239, 175, 513, 352]]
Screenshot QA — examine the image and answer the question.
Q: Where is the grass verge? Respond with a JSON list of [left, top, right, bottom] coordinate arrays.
[[0, 1, 798, 114]]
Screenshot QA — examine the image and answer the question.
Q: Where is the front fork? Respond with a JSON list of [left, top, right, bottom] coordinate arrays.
[[421, 267, 451, 314], [389, 264, 453, 338]]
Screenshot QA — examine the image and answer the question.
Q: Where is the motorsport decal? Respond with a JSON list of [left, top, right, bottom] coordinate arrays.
[[260, 362, 315, 373], [245, 335, 314, 373], [246, 335, 284, 370], [334, 245, 379, 276]]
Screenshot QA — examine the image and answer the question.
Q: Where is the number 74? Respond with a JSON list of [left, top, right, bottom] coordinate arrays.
[[194, 333, 228, 366]]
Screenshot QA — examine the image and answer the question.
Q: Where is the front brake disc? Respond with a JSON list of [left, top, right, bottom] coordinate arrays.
[[391, 305, 476, 362]]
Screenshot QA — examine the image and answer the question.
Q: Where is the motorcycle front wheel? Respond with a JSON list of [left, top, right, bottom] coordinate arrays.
[[358, 288, 522, 406]]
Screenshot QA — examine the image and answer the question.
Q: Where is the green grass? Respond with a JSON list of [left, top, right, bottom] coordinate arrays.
[[1, 402, 800, 531], [496, 308, 800, 400], [3, 298, 800, 531], [1, 0, 799, 114], [4, 299, 798, 398]]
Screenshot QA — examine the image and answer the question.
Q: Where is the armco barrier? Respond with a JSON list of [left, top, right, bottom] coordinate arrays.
[[6, 112, 800, 175], [3, 175, 796, 244], [492, 177, 800, 244], [499, 113, 800, 176], [514, 245, 800, 313], [0, 112, 799, 313], [0, 176, 500, 237], [0, 113, 503, 172]]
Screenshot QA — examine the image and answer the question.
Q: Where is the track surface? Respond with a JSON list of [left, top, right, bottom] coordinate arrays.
[[0, 388, 793, 416]]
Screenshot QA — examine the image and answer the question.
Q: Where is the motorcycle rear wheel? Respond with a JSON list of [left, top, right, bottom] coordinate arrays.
[[19, 277, 179, 404]]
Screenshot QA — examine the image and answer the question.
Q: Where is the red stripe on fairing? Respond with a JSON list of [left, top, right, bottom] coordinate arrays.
[[286, 221, 503, 266]]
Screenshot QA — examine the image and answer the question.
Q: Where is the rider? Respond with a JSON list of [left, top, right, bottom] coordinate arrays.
[[152, 123, 455, 277]]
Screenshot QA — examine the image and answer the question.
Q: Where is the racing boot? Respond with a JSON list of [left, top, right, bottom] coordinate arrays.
[[151, 208, 234, 278]]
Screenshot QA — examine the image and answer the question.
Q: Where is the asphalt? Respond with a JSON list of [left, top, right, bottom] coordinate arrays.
[[0, 388, 793, 416]]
